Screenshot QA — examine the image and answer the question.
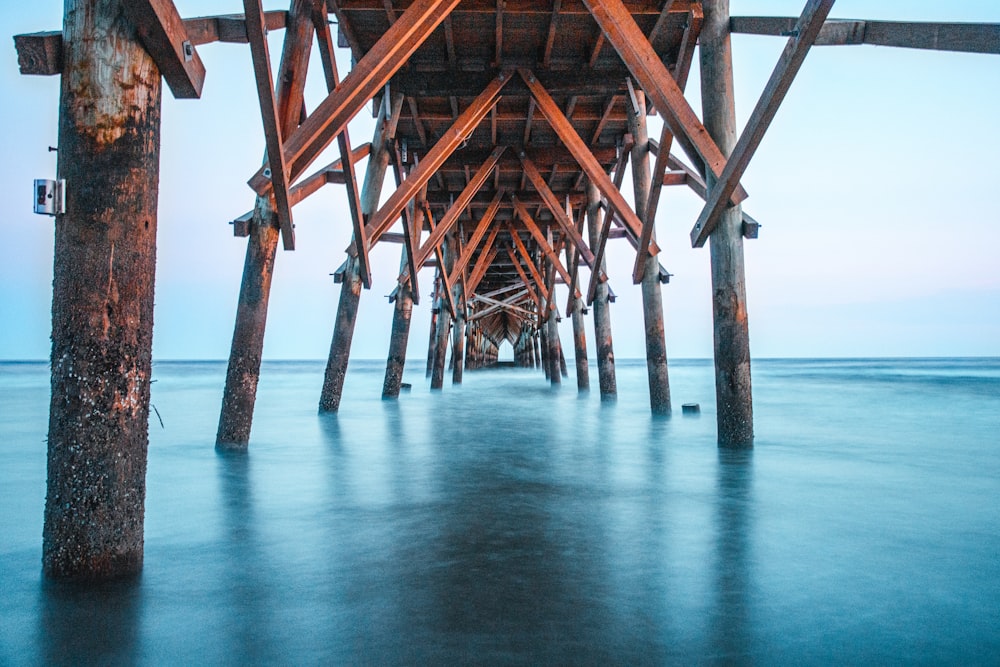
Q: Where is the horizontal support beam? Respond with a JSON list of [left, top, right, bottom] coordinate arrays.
[[336, 0, 697, 15], [14, 11, 290, 76], [730, 16, 1000, 54]]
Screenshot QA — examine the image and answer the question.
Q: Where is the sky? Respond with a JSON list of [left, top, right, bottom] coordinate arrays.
[[1, 1, 998, 361]]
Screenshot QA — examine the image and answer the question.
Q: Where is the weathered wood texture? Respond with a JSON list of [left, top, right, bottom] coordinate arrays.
[[121, 0, 205, 99], [585, 183, 617, 398], [44, 0, 162, 580], [217, 0, 313, 447], [730, 16, 1000, 54], [701, 0, 753, 447], [319, 94, 403, 411], [627, 92, 671, 414]]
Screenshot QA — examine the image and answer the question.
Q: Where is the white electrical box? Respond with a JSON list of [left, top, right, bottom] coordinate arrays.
[[34, 178, 65, 216]]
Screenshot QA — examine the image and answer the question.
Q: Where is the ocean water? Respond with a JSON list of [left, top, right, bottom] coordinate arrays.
[[1, 357, 999, 664]]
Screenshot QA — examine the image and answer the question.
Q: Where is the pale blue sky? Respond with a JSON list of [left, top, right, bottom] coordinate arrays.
[[2, 1, 998, 360]]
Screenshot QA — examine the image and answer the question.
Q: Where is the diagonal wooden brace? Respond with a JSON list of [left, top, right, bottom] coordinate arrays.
[[518, 154, 595, 269], [243, 0, 295, 250], [581, 0, 748, 207], [691, 0, 835, 247], [363, 72, 511, 247], [249, 0, 463, 195], [123, 0, 206, 99]]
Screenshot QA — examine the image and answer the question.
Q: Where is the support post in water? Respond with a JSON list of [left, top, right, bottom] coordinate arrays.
[[626, 90, 671, 414], [701, 0, 754, 447], [44, 0, 162, 579], [431, 233, 455, 389], [319, 94, 403, 412], [382, 202, 419, 399], [585, 183, 617, 399]]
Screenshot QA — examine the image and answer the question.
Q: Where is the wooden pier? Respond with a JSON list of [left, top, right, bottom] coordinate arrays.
[[15, 0, 999, 578]]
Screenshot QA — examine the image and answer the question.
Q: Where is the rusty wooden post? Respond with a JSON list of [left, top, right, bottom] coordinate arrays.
[[539, 318, 550, 379], [426, 272, 439, 377], [451, 237, 466, 384], [626, 91, 671, 414], [571, 298, 590, 390], [431, 233, 454, 389], [547, 312, 562, 385], [43, 0, 162, 579], [382, 202, 419, 398], [702, 0, 754, 447], [218, 1, 312, 447], [585, 183, 617, 398], [319, 94, 403, 411], [533, 330, 541, 369]]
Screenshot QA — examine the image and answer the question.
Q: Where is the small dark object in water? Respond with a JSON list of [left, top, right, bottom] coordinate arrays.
[[682, 403, 700, 415], [400, 383, 412, 391]]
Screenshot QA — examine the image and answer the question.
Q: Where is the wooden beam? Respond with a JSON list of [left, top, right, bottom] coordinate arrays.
[[121, 0, 205, 99], [423, 202, 458, 318], [691, 0, 835, 248], [504, 247, 544, 311], [243, 0, 295, 249], [363, 73, 511, 245], [410, 146, 506, 272], [390, 142, 424, 300], [286, 142, 371, 206], [520, 69, 658, 258], [581, 0, 748, 205], [446, 190, 505, 285], [511, 197, 578, 303], [730, 17, 1000, 54], [508, 232, 550, 304], [184, 11, 289, 45], [519, 153, 595, 268], [467, 245, 500, 295], [13, 32, 62, 76], [541, 0, 563, 68], [249, 0, 463, 195]]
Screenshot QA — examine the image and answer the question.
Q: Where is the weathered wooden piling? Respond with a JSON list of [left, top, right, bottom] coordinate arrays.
[[319, 95, 403, 412], [43, 0, 162, 579], [627, 92, 671, 414], [431, 234, 455, 389], [585, 184, 617, 398], [217, 1, 312, 446], [451, 244, 466, 384], [701, 0, 754, 447], [426, 275, 439, 377], [382, 207, 419, 398], [547, 313, 562, 386]]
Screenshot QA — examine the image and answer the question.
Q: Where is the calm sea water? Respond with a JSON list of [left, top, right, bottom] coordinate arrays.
[[2, 357, 999, 664]]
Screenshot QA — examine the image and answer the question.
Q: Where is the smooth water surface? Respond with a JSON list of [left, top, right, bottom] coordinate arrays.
[[2, 358, 999, 664]]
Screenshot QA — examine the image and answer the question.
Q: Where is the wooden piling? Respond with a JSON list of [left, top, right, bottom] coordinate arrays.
[[571, 295, 590, 390], [451, 238, 466, 384], [431, 233, 454, 389], [626, 92, 671, 414], [382, 216, 418, 398], [319, 94, 403, 411], [701, 0, 754, 447], [585, 183, 617, 398], [44, 0, 161, 579], [540, 318, 550, 379], [426, 275, 439, 377], [217, 1, 312, 446], [547, 312, 562, 385]]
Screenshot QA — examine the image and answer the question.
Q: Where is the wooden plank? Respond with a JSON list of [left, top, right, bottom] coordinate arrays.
[[328, 0, 697, 14], [581, 0, 748, 206], [446, 190, 505, 285], [243, 0, 295, 249], [519, 154, 595, 268], [511, 197, 578, 303], [519, 69, 659, 257], [411, 146, 506, 273], [691, 0, 835, 248], [249, 0, 464, 195], [184, 11, 289, 45], [363, 73, 511, 244], [730, 17, 1000, 54], [122, 0, 206, 99]]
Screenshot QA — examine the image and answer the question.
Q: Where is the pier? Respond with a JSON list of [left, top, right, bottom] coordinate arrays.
[[14, 0, 999, 579]]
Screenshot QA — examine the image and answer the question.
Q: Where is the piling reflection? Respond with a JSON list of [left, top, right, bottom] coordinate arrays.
[[215, 449, 278, 663], [711, 448, 755, 660], [39, 576, 142, 665]]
